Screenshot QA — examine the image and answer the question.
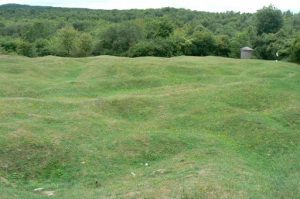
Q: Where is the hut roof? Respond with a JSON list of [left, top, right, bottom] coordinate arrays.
[[241, 47, 253, 51]]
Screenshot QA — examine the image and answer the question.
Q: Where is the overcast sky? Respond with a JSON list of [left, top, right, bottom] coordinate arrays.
[[0, 0, 299, 13]]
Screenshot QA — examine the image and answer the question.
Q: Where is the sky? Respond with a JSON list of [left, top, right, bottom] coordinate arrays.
[[0, 0, 299, 13]]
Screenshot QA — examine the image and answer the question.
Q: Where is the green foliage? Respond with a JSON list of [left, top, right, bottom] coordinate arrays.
[[146, 19, 174, 39], [56, 27, 79, 56], [254, 34, 277, 60], [188, 31, 216, 56], [0, 22, 5, 35], [35, 39, 51, 56], [292, 14, 300, 31], [129, 38, 174, 57], [254, 31, 293, 60], [95, 23, 143, 55], [23, 22, 54, 42], [256, 5, 283, 35], [229, 31, 253, 58], [72, 21, 91, 31], [215, 35, 231, 57], [169, 35, 190, 56], [76, 33, 93, 57], [0, 24, 29, 38], [0, 38, 18, 53], [0, 4, 298, 62], [291, 36, 300, 63], [16, 40, 36, 57]]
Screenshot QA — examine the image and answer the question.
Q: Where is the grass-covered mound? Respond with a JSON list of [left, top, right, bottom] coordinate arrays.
[[0, 55, 299, 198]]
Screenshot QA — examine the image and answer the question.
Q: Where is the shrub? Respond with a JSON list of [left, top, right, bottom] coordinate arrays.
[[254, 31, 293, 60], [215, 35, 231, 57], [35, 39, 51, 56], [56, 27, 79, 56], [95, 23, 143, 56], [188, 31, 216, 56], [0, 38, 19, 53], [76, 33, 93, 57], [16, 40, 36, 57], [129, 39, 174, 57], [291, 36, 300, 63]]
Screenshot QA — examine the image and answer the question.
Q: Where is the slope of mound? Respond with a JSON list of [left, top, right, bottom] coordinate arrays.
[[0, 55, 299, 198]]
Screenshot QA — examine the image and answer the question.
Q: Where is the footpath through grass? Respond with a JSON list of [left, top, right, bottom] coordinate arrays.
[[0, 55, 299, 198]]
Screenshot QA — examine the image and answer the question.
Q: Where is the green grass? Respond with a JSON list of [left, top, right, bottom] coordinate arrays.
[[0, 55, 299, 198]]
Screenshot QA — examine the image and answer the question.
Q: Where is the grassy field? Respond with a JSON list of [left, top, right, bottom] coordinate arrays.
[[0, 55, 299, 198]]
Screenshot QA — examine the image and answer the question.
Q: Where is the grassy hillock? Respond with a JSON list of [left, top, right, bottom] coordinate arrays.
[[0, 55, 299, 198]]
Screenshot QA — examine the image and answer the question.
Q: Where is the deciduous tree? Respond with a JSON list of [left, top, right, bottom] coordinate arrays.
[[256, 5, 283, 35], [57, 27, 78, 56]]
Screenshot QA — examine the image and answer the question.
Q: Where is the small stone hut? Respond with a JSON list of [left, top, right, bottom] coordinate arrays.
[[240, 47, 253, 59]]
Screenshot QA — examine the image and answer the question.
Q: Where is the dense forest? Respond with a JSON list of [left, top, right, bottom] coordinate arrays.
[[0, 4, 299, 62]]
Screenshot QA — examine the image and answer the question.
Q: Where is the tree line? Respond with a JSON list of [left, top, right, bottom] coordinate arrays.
[[0, 4, 299, 63]]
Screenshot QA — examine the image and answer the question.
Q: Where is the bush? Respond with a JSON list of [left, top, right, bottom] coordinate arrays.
[[168, 35, 191, 56], [76, 33, 93, 57], [254, 31, 292, 60], [56, 27, 79, 56], [291, 36, 300, 63], [35, 39, 51, 56], [95, 23, 143, 56], [187, 31, 216, 56], [254, 34, 278, 60], [16, 41, 36, 57], [215, 35, 231, 57], [0, 39, 19, 53], [129, 39, 174, 57]]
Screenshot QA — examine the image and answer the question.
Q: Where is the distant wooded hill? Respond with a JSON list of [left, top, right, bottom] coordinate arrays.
[[0, 4, 299, 62]]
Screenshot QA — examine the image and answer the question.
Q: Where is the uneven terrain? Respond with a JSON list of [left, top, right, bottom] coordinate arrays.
[[0, 55, 299, 198]]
